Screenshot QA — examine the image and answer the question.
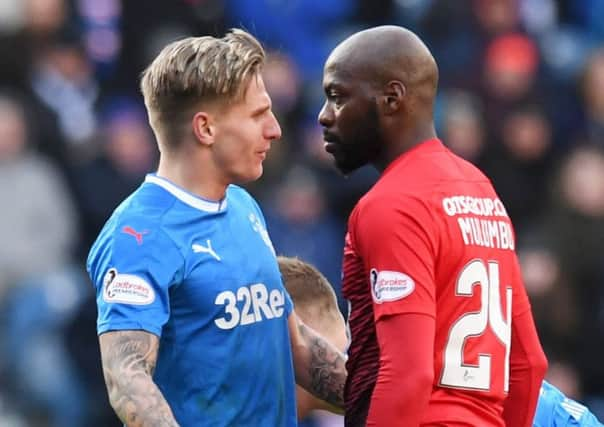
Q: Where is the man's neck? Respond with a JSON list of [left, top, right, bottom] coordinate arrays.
[[156, 154, 227, 201], [374, 121, 436, 172]]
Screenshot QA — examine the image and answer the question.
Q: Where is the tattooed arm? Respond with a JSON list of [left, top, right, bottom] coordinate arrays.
[[99, 330, 179, 427], [288, 312, 347, 409]]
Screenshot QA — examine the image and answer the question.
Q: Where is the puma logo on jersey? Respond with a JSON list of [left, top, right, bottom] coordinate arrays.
[[192, 239, 221, 261], [122, 226, 149, 245]]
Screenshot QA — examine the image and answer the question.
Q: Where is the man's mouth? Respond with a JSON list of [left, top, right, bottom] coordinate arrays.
[[323, 132, 340, 153], [324, 141, 338, 153]]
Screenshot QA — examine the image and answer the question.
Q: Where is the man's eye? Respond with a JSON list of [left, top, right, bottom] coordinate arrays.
[[329, 93, 343, 105]]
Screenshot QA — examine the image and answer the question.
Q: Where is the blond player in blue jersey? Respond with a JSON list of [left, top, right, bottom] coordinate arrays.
[[88, 29, 346, 427]]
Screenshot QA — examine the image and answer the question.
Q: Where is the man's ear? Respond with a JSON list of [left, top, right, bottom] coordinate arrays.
[[381, 80, 406, 115], [192, 111, 215, 146]]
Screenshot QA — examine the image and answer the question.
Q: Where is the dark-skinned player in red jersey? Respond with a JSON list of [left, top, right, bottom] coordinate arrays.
[[318, 25, 548, 427]]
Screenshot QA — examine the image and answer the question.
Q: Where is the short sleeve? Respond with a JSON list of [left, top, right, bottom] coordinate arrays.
[[353, 194, 437, 320], [87, 222, 183, 337]]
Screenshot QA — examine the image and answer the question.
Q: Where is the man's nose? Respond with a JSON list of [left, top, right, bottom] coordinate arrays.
[[318, 102, 333, 127], [266, 112, 282, 140]]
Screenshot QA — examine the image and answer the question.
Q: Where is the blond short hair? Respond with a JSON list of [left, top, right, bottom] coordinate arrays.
[[140, 28, 265, 147], [277, 256, 341, 325]]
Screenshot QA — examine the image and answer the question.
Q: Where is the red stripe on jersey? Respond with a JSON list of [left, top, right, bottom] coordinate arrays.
[[342, 232, 378, 426]]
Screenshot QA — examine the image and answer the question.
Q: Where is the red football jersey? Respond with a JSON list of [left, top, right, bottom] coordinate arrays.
[[342, 139, 541, 426]]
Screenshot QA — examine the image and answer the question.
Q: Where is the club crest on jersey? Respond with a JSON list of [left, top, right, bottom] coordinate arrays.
[[249, 213, 276, 256], [370, 269, 415, 303], [102, 268, 155, 305]]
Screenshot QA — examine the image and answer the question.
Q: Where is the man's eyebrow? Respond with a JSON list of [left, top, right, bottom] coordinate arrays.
[[251, 102, 271, 116]]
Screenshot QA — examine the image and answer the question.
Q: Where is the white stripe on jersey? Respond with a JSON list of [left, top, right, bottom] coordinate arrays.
[[561, 399, 587, 421], [146, 175, 227, 212]]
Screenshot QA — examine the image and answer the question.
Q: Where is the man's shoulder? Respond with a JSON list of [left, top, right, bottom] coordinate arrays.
[[357, 173, 431, 210], [110, 187, 174, 229], [390, 143, 492, 188], [535, 381, 602, 427], [88, 187, 181, 263]]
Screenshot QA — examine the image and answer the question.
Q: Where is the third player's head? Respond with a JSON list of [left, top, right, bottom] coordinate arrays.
[[277, 256, 348, 420], [140, 29, 281, 185], [318, 25, 438, 174]]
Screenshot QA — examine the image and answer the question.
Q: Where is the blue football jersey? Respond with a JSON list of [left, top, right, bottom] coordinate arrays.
[[87, 174, 297, 427], [534, 381, 603, 427]]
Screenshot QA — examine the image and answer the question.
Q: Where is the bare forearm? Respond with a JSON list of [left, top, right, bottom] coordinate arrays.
[[106, 372, 178, 427], [296, 322, 347, 408], [100, 331, 179, 427]]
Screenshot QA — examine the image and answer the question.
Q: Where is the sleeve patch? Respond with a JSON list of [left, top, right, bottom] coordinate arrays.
[[103, 268, 156, 305], [370, 269, 415, 304]]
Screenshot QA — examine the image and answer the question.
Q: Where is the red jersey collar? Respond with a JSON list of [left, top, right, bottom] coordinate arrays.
[[382, 138, 443, 176]]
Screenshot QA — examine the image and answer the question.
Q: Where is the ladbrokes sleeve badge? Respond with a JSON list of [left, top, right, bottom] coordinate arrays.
[[103, 268, 156, 305], [370, 269, 415, 304]]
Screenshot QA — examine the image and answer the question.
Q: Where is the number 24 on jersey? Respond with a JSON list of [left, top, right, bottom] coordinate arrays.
[[441, 260, 512, 393]]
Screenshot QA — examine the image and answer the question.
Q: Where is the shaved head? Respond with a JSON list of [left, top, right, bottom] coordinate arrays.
[[319, 25, 439, 173], [325, 25, 438, 107]]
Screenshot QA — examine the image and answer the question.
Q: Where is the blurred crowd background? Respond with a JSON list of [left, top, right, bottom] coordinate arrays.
[[0, 0, 603, 426]]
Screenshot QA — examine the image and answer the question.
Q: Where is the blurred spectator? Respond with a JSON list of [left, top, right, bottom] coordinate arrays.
[[519, 0, 558, 36], [0, 0, 70, 91], [29, 27, 99, 149], [72, 96, 157, 252], [110, 0, 226, 92], [479, 31, 546, 138], [418, 0, 482, 87], [483, 33, 539, 103], [0, 0, 24, 32], [76, 0, 123, 81], [536, 145, 604, 410], [245, 49, 321, 202], [0, 94, 77, 306], [419, 0, 525, 88], [263, 164, 347, 315], [473, 0, 521, 37], [264, 51, 303, 116], [481, 104, 555, 231], [439, 90, 486, 164], [518, 242, 578, 372], [0, 93, 88, 426], [579, 48, 604, 147]]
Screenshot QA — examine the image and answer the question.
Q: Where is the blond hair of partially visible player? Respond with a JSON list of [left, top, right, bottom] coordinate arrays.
[[278, 256, 348, 420]]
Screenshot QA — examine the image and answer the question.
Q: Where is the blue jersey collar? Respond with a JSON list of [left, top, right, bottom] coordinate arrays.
[[145, 174, 228, 213]]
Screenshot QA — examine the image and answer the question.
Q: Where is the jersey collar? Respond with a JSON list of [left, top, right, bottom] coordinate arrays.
[[145, 174, 228, 213], [383, 138, 444, 176]]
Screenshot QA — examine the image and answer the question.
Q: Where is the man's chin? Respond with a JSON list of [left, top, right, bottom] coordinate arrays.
[[334, 159, 363, 177]]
